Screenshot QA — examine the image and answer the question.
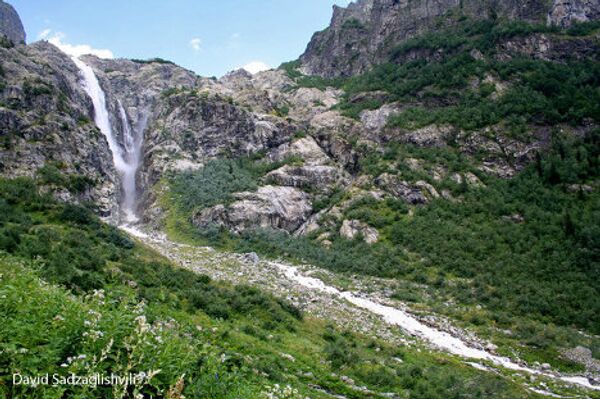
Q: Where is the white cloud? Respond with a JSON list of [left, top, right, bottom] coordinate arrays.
[[241, 61, 271, 74], [37, 28, 51, 40], [41, 30, 113, 59], [189, 37, 202, 51]]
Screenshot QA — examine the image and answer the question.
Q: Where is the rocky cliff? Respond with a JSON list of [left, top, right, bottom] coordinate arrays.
[[299, 0, 600, 77], [0, 41, 119, 217], [0, 0, 598, 237], [0, 0, 25, 44]]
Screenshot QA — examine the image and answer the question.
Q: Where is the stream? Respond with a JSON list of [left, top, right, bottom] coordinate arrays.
[[121, 225, 599, 396]]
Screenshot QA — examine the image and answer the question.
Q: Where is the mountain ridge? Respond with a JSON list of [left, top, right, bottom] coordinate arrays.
[[299, 0, 600, 77]]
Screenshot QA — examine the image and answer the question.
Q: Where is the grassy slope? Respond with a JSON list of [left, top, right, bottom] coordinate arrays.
[[0, 178, 543, 399]]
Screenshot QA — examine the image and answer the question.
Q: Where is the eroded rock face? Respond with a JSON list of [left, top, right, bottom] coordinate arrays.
[[549, 0, 600, 27], [0, 41, 118, 217], [299, 0, 599, 77], [192, 186, 312, 233], [0, 1, 25, 44], [374, 173, 430, 204], [145, 93, 294, 176], [497, 33, 600, 61], [265, 164, 349, 193], [269, 137, 332, 166]]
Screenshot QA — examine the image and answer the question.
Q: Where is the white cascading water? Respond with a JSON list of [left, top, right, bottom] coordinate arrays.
[[117, 100, 143, 222], [71, 56, 142, 223], [270, 261, 600, 393]]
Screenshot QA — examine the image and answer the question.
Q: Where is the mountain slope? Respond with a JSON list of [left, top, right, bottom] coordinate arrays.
[[299, 0, 600, 77], [1, 0, 600, 397]]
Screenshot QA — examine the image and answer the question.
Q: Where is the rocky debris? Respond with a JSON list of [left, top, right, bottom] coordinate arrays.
[[217, 69, 295, 115], [0, 1, 25, 44], [374, 173, 430, 204], [295, 210, 327, 236], [299, 0, 594, 77], [562, 346, 600, 374], [310, 111, 360, 170], [268, 136, 332, 166], [132, 230, 416, 347], [265, 164, 349, 193], [568, 184, 594, 193], [244, 252, 260, 264], [360, 103, 402, 134], [497, 33, 600, 62], [458, 126, 545, 176], [340, 219, 379, 244], [450, 172, 484, 187], [394, 124, 454, 148], [287, 86, 341, 121], [414, 180, 440, 199], [192, 185, 312, 233]]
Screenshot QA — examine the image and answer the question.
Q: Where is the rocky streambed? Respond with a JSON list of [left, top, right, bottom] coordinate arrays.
[[121, 225, 599, 397]]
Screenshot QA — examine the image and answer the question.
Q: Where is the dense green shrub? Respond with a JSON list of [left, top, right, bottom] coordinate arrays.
[[297, 17, 600, 126], [179, 130, 600, 333], [0, 255, 259, 399]]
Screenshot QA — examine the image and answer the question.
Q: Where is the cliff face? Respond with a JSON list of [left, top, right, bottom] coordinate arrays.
[[0, 42, 119, 217], [0, 0, 25, 44], [299, 0, 600, 77]]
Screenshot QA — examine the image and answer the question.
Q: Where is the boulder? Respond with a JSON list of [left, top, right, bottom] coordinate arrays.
[[374, 173, 429, 204], [265, 164, 348, 192], [192, 186, 312, 233], [340, 220, 379, 244]]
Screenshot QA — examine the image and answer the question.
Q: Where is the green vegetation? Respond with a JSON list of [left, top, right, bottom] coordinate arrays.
[[0, 176, 547, 398], [280, 18, 600, 129], [36, 163, 96, 194], [166, 129, 600, 371], [23, 78, 54, 97], [131, 57, 176, 65], [169, 157, 290, 214], [0, 36, 15, 48], [342, 18, 367, 31]]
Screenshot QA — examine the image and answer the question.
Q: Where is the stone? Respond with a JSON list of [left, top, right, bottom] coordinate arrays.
[[360, 103, 402, 133], [269, 137, 331, 166], [374, 173, 428, 204], [192, 186, 312, 233], [0, 1, 25, 44], [265, 164, 348, 193], [548, 0, 600, 27], [299, 0, 591, 77], [340, 219, 379, 244], [244, 252, 260, 264]]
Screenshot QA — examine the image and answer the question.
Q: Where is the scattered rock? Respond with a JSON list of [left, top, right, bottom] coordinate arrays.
[[340, 219, 379, 244]]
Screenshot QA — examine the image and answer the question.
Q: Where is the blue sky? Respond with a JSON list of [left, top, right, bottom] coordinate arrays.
[[10, 0, 351, 77]]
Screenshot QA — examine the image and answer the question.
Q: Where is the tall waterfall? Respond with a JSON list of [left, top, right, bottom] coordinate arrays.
[[71, 57, 142, 223]]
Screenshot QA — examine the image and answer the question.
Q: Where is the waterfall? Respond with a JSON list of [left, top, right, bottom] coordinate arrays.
[[71, 56, 142, 223]]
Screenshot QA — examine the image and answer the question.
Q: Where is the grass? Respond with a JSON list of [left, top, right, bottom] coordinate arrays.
[[0, 175, 553, 398]]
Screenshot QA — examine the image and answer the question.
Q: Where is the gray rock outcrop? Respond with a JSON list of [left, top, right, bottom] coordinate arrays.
[[0, 1, 25, 45], [0, 41, 118, 217], [340, 219, 379, 244], [299, 0, 600, 77], [192, 185, 312, 233]]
